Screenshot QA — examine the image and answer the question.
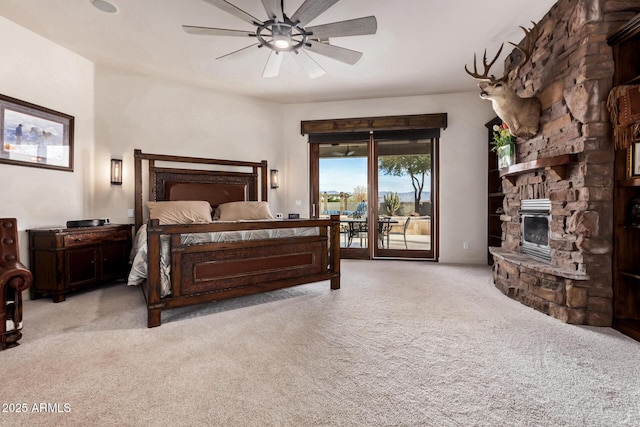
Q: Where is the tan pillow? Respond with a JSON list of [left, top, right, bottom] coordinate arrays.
[[216, 201, 274, 221], [147, 201, 212, 225]]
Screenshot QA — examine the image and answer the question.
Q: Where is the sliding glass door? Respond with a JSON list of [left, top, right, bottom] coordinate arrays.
[[374, 139, 434, 258], [312, 136, 437, 260]]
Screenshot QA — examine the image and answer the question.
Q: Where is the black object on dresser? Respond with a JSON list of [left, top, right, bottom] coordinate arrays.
[[28, 224, 132, 302], [66, 218, 109, 228]]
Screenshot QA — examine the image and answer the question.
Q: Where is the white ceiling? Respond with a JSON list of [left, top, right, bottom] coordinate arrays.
[[0, 0, 557, 104]]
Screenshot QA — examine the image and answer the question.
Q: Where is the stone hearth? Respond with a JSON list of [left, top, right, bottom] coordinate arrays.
[[489, 0, 639, 326]]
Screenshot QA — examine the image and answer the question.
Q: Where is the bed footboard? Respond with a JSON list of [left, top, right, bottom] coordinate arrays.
[[144, 215, 340, 327]]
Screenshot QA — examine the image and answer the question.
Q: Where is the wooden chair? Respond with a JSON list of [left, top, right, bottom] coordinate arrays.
[[1, 218, 32, 350]]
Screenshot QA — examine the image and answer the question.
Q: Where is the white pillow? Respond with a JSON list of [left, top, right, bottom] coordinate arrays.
[[216, 201, 274, 221], [147, 201, 212, 225]]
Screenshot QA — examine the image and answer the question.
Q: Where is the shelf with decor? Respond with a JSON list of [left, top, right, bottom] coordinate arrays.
[[486, 116, 503, 265], [499, 154, 578, 185], [608, 12, 640, 342]]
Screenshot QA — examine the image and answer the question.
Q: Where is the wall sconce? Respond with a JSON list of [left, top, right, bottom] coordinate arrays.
[[110, 159, 123, 185], [270, 169, 279, 189]]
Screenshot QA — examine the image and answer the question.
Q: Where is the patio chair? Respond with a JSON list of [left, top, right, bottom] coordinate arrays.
[[340, 223, 351, 247], [386, 216, 411, 249], [345, 202, 368, 247], [352, 202, 367, 218], [379, 217, 392, 248], [356, 219, 368, 247]]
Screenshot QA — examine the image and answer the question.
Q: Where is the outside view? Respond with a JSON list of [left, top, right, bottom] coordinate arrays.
[[319, 140, 432, 253]]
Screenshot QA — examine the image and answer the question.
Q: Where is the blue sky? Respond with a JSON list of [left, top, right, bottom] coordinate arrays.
[[320, 157, 431, 195]]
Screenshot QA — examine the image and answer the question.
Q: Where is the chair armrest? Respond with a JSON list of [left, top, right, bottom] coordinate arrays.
[[0, 261, 33, 293]]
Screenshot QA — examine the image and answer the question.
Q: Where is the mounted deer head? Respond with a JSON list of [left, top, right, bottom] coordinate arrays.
[[465, 22, 542, 138]]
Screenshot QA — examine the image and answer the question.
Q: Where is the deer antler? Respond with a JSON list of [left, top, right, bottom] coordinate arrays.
[[507, 21, 542, 77], [464, 43, 505, 83]]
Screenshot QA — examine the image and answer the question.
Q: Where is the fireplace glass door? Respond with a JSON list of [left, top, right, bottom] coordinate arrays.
[[522, 215, 549, 247], [521, 213, 551, 262]]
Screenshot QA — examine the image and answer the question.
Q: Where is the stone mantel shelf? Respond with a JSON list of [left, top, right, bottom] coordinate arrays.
[[499, 154, 578, 185], [489, 247, 590, 280]]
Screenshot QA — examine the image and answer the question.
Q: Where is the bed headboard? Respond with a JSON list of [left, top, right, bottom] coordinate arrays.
[[133, 149, 268, 231]]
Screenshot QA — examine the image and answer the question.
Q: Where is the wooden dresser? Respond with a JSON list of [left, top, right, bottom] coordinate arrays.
[[28, 224, 132, 302]]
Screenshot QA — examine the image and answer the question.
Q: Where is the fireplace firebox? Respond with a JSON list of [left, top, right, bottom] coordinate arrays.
[[521, 199, 551, 262]]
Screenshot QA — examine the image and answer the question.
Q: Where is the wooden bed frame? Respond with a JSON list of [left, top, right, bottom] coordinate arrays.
[[133, 150, 340, 327]]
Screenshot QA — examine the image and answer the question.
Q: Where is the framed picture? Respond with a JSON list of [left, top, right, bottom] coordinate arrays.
[[1, 94, 74, 172], [629, 141, 640, 179]]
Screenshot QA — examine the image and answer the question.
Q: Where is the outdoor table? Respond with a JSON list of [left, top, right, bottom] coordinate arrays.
[[340, 217, 398, 248]]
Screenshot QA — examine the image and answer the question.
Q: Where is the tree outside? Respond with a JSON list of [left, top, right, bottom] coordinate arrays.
[[378, 155, 431, 214], [351, 185, 367, 202]]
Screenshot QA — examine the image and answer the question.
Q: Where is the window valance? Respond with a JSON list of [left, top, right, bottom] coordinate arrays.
[[301, 113, 447, 143]]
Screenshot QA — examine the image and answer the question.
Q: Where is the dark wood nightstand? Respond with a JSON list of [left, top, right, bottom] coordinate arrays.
[[28, 224, 132, 302]]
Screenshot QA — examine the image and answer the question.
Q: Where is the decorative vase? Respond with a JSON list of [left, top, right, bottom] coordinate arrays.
[[497, 145, 515, 169]]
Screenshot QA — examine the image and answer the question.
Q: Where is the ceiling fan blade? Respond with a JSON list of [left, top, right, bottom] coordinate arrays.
[[262, 51, 284, 78], [292, 50, 326, 79], [305, 41, 363, 65], [201, 0, 263, 26], [215, 43, 260, 60], [306, 16, 377, 38], [182, 25, 255, 37], [290, 0, 340, 27], [261, 0, 284, 22]]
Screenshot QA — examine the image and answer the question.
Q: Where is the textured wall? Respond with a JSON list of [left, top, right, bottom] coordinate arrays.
[[492, 0, 638, 326]]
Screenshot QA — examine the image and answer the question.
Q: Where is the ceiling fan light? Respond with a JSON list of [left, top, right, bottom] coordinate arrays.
[[274, 36, 290, 49], [272, 24, 292, 49]]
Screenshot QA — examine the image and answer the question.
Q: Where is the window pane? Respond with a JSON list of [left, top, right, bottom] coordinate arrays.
[[318, 142, 368, 248], [377, 139, 432, 251]]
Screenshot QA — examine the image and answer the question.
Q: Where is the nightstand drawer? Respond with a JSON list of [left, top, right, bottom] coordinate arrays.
[[63, 229, 129, 247]]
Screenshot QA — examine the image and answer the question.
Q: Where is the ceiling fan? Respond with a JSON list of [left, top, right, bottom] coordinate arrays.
[[331, 145, 355, 156], [182, 0, 377, 78]]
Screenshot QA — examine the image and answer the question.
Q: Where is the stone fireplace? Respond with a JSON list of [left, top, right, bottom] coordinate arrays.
[[488, 0, 638, 327]]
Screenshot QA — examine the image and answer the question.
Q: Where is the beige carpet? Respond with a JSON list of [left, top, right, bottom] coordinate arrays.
[[1, 260, 639, 426]]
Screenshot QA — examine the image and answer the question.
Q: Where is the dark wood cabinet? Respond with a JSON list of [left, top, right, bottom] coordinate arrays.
[[486, 116, 503, 265], [608, 14, 640, 341], [28, 224, 132, 302]]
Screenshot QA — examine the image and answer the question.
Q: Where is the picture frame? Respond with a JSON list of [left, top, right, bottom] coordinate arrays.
[[629, 140, 640, 179], [1, 94, 74, 172]]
